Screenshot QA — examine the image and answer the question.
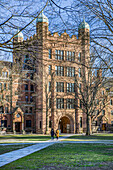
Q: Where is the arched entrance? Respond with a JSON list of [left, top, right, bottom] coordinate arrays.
[[59, 116, 71, 133]]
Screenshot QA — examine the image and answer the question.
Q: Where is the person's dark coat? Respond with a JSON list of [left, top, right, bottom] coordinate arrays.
[[51, 128, 54, 137]]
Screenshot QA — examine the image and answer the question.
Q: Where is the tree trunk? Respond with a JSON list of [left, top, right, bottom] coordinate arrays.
[[86, 113, 90, 136]]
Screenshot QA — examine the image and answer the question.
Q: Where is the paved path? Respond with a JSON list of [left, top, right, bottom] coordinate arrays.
[[0, 135, 113, 168], [0, 135, 73, 167]]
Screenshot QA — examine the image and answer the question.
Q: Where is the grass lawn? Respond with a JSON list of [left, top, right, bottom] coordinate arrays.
[[64, 133, 113, 141], [0, 144, 33, 155], [2, 143, 113, 169], [0, 134, 51, 143]]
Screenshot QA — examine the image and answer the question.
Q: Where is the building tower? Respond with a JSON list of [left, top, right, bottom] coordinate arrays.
[[78, 18, 90, 133]]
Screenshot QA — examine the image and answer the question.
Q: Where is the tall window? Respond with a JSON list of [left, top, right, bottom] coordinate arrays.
[[30, 96, 33, 102], [56, 98, 64, 109], [25, 84, 28, 91], [0, 106, 4, 113], [79, 84, 81, 93], [2, 72, 8, 78], [49, 82, 51, 92], [55, 50, 64, 60], [40, 121, 42, 129], [66, 99, 75, 109], [66, 67, 75, 77], [78, 68, 82, 77], [1, 120, 7, 127], [49, 65, 52, 75], [66, 51, 75, 62], [80, 99, 82, 108], [110, 99, 112, 105], [0, 83, 2, 91], [55, 66, 64, 76], [26, 120, 31, 127], [25, 96, 28, 102], [67, 83, 75, 92], [49, 49, 52, 59], [30, 107, 32, 113], [25, 107, 28, 113], [80, 117, 82, 128], [56, 82, 64, 92], [4, 83, 6, 90], [30, 84, 34, 91], [78, 52, 81, 62]]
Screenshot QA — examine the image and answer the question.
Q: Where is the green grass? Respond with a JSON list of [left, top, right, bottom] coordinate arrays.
[[0, 134, 51, 142], [0, 144, 33, 155], [64, 133, 113, 141], [2, 143, 113, 169]]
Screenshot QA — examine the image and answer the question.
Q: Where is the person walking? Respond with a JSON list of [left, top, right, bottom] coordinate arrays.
[[51, 128, 54, 140], [56, 129, 59, 140]]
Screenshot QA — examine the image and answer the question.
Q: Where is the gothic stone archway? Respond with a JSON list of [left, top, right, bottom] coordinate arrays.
[[59, 116, 72, 133]]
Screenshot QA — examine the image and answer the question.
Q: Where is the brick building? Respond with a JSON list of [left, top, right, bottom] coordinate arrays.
[[0, 13, 113, 134]]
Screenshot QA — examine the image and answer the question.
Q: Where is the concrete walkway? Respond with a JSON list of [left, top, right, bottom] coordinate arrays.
[[0, 135, 113, 168], [0, 135, 73, 167]]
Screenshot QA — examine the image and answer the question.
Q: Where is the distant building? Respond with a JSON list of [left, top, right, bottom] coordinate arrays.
[[0, 13, 113, 134]]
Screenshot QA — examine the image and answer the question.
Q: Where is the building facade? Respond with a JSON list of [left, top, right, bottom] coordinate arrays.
[[0, 13, 113, 134]]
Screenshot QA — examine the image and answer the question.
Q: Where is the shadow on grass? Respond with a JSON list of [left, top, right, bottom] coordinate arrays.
[[68, 134, 113, 140]]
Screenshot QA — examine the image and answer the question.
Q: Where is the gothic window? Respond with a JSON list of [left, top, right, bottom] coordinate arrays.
[[49, 98, 51, 108], [30, 84, 34, 91], [66, 51, 75, 62], [49, 82, 51, 92], [79, 83, 81, 93], [26, 120, 31, 127], [56, 82, 64, 92], [30, 96, 33, 102], [25, 84, 28, 91], [66, 99, 75, 109], [78, 68, 82, 77], [49, 49, 52, 59], [48, 65, 52, 75], [1, 120, 7, 127], [66, 67, 75, 77], [67, 83, 75, 92], [30, 107, 32, 113], [56, 98, 64, 109], [25, 96, 28, 102], [78, 52, 81, 62], [4, 83, 6, 90], [55, 50, 64, 60], [55, 66, 64, 76], [80, 117, 82, 128]]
